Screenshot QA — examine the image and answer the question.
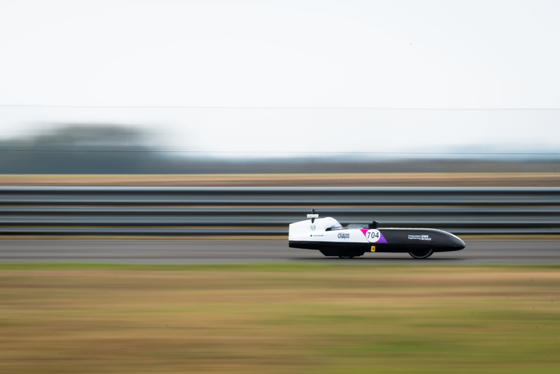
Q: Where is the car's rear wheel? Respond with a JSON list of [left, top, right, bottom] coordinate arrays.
[[408, 249, 433, 259], [338, 255, 355, 259]]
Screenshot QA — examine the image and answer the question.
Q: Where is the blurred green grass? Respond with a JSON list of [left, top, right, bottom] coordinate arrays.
[[1, 264, 560, 373]]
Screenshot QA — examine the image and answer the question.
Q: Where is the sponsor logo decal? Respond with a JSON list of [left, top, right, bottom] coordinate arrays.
[[337, 233, 350, 239], [408, 235, 431, 241], [310, 224, 316, 231]]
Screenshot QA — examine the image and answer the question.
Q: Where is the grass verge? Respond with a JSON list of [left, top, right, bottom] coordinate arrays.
[[1, 264, 560, 373]]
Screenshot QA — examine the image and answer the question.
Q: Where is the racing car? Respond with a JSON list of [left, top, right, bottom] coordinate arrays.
[[289, 210, 465, 259]]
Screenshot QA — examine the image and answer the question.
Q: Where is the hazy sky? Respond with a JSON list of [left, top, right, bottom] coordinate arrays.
[[1, 0, 559, 157]]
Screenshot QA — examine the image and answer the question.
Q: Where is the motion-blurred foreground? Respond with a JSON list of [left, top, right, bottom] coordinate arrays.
[[1, 264, 560, 373]]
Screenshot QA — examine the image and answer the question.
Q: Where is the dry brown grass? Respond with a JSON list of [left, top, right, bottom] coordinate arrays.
[[1, 173, 560, 186], [1, 264, 560, 373]]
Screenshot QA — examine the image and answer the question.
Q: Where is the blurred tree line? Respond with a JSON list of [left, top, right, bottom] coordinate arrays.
[[0, 125, 558, 174]]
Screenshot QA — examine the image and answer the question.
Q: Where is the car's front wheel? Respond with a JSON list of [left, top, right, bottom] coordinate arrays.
[[408, 249, 433, 259], [320, 250, 364, 259], [338, 251, 365, 259]]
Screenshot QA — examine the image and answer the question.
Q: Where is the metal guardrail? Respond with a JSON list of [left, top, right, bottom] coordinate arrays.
[[0, 187, 559, 236]]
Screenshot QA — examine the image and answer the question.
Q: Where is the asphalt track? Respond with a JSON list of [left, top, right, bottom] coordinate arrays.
[[0, 240, 559, 264]]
